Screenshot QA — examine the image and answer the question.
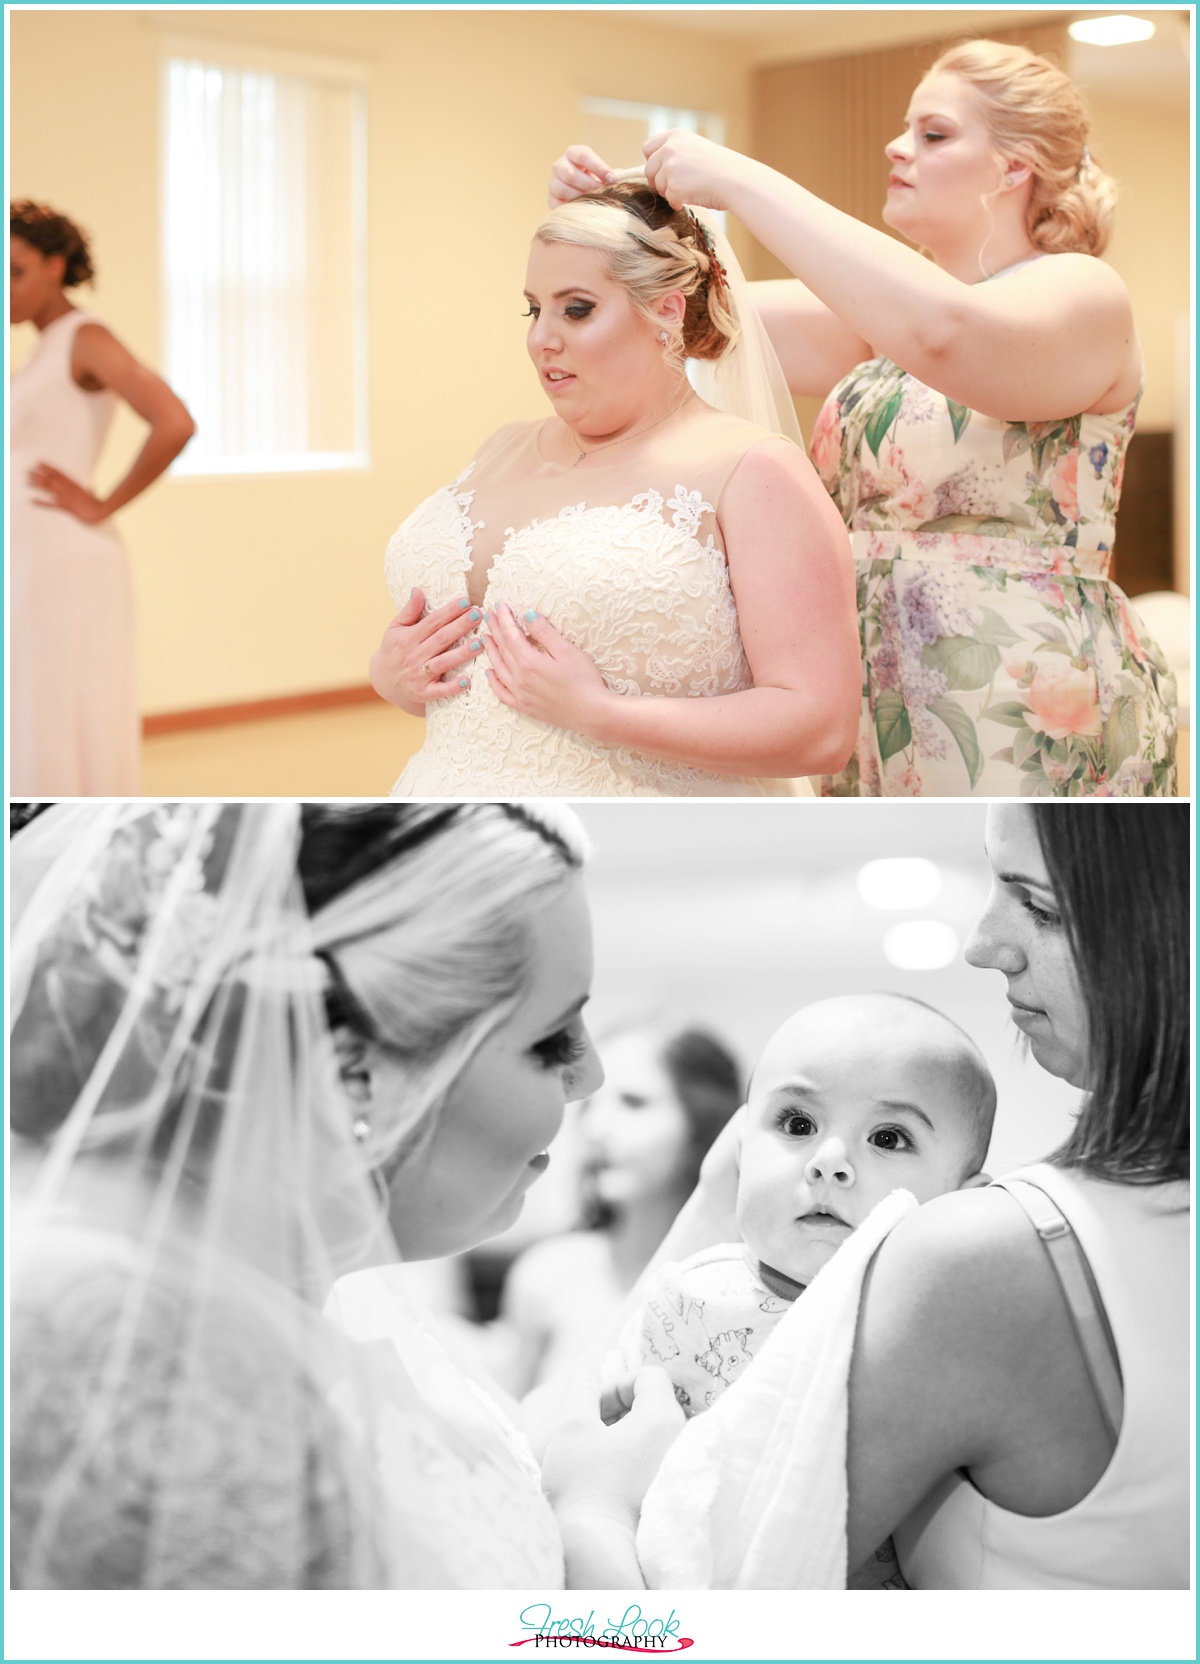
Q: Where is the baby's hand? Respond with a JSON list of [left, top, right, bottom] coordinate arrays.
[[598, 1350, 639, 1425]]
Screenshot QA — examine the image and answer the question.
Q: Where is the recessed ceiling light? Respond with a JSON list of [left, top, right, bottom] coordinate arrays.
[[857, 858, 942, 911], [882, 920, 960, 971], [1069, 16, 1157, 45]]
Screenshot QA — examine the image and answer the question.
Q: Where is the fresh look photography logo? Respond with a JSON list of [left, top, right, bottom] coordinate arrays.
[[510, 1604, 693, 1652]]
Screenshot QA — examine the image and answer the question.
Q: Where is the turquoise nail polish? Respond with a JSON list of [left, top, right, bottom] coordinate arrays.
[[457, 597, 470, 610], [470, 639, 483, 652], [468, 607, 481, 622], [458, 677, 469, 689], [524, 609, 539, 623]]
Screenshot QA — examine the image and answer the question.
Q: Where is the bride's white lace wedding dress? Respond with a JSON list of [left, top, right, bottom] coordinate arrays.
[[385, 412, 803, 797]]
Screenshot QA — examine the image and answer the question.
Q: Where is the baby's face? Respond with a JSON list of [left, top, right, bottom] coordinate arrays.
[[736, 1004, 982, 1285]]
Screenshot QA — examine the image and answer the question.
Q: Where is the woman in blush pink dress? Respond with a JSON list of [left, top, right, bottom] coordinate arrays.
[[10, 201, 195, 795]]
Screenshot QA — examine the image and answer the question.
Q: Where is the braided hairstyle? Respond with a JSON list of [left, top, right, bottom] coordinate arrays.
[[535, 179, 738, 361]]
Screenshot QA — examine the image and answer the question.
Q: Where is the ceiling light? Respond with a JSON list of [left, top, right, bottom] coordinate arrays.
[[857, 858, 942, 911], [882, 921, 960, 971], [1069, 16, 1156, 45]]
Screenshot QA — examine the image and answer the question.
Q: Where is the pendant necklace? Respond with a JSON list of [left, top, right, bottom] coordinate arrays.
[[571, 388, 694, 467]]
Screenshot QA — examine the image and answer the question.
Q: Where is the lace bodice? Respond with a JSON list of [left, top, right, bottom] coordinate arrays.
[[328, 1267, 565, 1589], [11, 1224, 563, 1590], [385, 416, 794, 797], [11, 1221, 365, 1589]]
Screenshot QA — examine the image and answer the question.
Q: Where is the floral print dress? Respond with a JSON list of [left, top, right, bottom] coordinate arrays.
[[812, 354, 1177, 796]]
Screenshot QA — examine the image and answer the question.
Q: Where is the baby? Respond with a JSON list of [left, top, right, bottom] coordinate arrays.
[[621, 993, 996, 1586]]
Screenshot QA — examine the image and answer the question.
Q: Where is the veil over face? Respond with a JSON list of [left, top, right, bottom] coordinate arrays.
[[9, 800, 589, 1588], [10, 803, 399, 1587]]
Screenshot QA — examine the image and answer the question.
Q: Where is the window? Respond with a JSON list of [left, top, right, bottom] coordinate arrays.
[[162, 42, 368, 475], [579, 97, 725, 154]]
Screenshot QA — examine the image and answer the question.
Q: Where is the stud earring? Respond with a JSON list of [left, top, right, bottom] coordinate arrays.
[[352, 1113, 372, 1144], [658, 330, 670, 344]]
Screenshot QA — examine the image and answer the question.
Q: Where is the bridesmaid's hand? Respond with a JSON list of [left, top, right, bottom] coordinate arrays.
[[483, 605, 616, 737], [548, 144, 617, 207], [642, 130, 749, 213], [696, 1104, 746, 1235], [369, 588, 484, 712], [28, 463, 108, 524]]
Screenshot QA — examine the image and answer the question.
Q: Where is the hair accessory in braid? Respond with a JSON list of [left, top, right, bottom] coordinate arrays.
[[687, 210, 729, 300]]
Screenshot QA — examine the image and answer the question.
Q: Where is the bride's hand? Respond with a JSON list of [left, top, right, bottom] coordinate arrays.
[[484, 605, 615, 737], [642, 129, 749, 213], [541, 1367, 684, 1530], [548, 144, 616, 207], [368, 588, 484, 711]]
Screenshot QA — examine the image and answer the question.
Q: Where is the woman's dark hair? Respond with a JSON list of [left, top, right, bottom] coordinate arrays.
[[10, 201, 95, 287], [1036, 805, 1189, 1184], [583, 1024, 742, 1228], [10, 803, 53, 837]]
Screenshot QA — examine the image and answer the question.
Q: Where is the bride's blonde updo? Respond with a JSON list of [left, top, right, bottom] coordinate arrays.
[[931, 39, 1117, 257], [535, 178, 739, 362]]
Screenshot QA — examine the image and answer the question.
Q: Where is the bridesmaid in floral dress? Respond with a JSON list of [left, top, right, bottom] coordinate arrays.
[[553, 39, 1178, 797]]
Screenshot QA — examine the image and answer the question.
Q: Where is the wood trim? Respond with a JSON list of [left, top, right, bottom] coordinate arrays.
[[143, 683, 378, 737]]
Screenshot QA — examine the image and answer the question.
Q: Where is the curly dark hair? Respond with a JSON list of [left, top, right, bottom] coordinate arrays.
[[10, 200, 95, 288]]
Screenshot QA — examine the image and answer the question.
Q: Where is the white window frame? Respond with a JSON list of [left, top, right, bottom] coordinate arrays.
[[160, 37, 369, 478]]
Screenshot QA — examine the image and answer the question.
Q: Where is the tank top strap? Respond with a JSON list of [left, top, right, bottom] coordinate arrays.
[[990, 1174, 1123, 1441], [38, 309, 102, 377]]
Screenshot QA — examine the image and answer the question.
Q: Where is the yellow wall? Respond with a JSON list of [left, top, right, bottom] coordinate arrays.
[[1084, 90, 1191, 431], [9, 9, 753, 713]]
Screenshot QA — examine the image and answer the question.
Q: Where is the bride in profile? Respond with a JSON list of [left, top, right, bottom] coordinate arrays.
[[370, 177, 858, 797], [9, 802, 681, 1589]]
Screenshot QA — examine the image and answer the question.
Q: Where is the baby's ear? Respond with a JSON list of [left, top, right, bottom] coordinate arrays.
[[958, 1170, 992, 1192]]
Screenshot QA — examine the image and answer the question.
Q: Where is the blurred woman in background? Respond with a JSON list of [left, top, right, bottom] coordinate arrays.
[[502, 1022, 741, 1392], [10, 200, 195, 796]]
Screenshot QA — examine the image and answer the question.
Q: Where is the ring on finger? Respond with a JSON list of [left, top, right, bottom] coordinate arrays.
[[422, 660, 434, 676]]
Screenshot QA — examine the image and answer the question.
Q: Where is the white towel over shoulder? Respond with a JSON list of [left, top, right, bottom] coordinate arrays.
[[636, 1189, 917, 1589]]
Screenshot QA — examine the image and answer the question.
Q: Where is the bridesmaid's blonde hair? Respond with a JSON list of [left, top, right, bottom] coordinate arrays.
[[929, 39, 1117, 257]]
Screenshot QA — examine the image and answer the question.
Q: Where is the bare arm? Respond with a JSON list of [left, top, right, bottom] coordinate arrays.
[[644, 134, 1140, 422], [845, 1187, 1116, 1575], [485, 439, 859, 779], [29, 323, 195, 524], [750, 278, 873, 401]]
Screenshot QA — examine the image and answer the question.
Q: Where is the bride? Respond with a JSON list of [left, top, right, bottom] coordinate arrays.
[[370, 178, 858, 797], [9, 802, 681, 1589]]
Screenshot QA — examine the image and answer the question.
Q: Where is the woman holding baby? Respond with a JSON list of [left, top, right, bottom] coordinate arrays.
[[8, 798, 1188, 1593]]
